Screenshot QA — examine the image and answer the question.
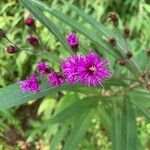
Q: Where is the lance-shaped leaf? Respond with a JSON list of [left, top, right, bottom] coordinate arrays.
[[121, 96, 138, 150], [63, 109, 94, 150]]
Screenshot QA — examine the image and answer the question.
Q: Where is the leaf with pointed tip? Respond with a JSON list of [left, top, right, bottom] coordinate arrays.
[[63, 109, 94, 150], [121, 96, 137, 150]]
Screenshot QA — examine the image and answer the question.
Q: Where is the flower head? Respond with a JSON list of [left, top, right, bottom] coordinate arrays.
[[27, 35, 38, 46], [37, 61, 50, 76], [66, 33, 79, 49], [24, 17, 35, 27], [48, 72, 65, 87], [18, 74, 40, 93], [78, 51, 111, 87], [61, 55, 84, 84]]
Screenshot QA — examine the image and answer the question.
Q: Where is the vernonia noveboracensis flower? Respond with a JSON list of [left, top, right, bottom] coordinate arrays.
[[61, 51, 112, 87], [66, 33, 79, 49], [61, 55, 85, 84], [78, 51, 111, 87], [18, 74, 40, 93], [37, 61, 51, 76], [48, 72, 65, 87]]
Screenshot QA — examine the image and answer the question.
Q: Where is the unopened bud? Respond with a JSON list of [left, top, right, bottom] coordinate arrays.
[[108, 12, 118, 27], [127, 51, 132, 59], [124, 27, 130, 39], [108, 38, 116, 46], [24, 17, 35, 27], [117, 60, 125, 66], [27, 35, 39, 46], [7, 45, 17, 54], [140, 73, 146, 79]]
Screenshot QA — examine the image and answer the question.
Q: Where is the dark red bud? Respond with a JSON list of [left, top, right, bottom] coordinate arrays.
[[24, 17, 35, 27], [108, 12, 118, 27], [117, 60, 125, 66], [124, 27, 130, 39], [109, 38, 116, 46], [127, 51, 132, 59], [7, 45, 17, 54], [147, 49, 150, 56], [27, 36, 39, 46], [0, 28, 5, 39]]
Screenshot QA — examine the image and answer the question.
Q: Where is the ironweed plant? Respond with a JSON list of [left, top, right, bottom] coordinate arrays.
[[0, 0, 150, 149]]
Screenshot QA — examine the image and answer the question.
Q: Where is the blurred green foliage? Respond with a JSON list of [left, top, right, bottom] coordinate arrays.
[[0, 0, 150, 149]]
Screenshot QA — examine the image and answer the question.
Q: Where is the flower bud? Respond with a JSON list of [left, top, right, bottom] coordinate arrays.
[[126, 51, 132, 59], [146, 83, 150, 91], [108, 37, 116, 46], [147, 49, 150, 56], [117, 60, 125, 66], [24, 17, 35, 27], [27, 35, 39, 46], [124, 27, 130, 39], [7, 45, 17, 54], [108, 12, 118, 27], [0, 28, 5, 39], [140, 72, 146, 79]]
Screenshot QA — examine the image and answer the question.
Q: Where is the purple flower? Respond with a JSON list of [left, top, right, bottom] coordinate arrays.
[[66, 33, 79, 49], [61, 55, 84, 84], [37, 61, 50, 76], [78, 51, 111, 87], [18, 74, 40, 93], [27, 35, 39, 46], [48, 72, 65, 87]]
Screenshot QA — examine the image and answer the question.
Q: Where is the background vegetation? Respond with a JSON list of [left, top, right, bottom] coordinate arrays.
[[0, 0, 150, 149]]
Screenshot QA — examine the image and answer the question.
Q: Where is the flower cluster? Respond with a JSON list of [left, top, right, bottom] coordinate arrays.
[[18, 31, 111, 93], [18, 51, 111, 93]]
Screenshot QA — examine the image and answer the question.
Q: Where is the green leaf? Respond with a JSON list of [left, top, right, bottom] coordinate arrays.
[[111, 103, 122, 150], [50, 96, 99, 124], [63, 109, 94, 150], [0, 82, 85, 111], [121, 96, 137, 150], [18, 0, 73, 55], [97, 106, 111, 132], [51, 124, 68, 150], [129, 89, 150, 109], [132, 101, 150, 121]]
